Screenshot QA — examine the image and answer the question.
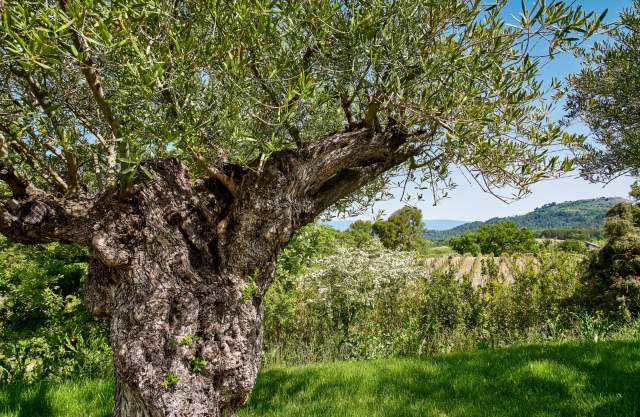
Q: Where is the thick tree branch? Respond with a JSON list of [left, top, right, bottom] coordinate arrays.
[[0, 161, 30, 198], [270, 125, 422, 214], [0, 184, 94, 245]]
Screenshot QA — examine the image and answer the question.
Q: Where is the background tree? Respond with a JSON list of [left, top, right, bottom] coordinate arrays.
[[344, 219, 376, 247], [372, 206, 427, 250], [567, 1, 640, 318], [0, 1, 604, 416], [580, 201, 640, 317], [567, 0, 640, 182], [450, 221, 537, 256]]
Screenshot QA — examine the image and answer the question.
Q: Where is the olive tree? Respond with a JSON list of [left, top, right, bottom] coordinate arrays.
[[567, 0, 640, 182], [0, 1, 603, 416]]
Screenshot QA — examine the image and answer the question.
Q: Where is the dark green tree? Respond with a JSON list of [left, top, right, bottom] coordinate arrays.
[[344, 219, 375, 247], [450, 221, 537, 256], [372, 206, 426, 250], [0, 1, 604, 415], [567, 1, 640, 181], [581, 202, 640, 316]]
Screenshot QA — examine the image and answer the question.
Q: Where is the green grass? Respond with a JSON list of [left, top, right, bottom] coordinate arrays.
[[422, 245, 456, 256], [0, 379, 112, 417], [2, 340, 639, 417]]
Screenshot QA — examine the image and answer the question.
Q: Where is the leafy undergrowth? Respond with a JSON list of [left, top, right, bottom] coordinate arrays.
[[1, 340, 639, 417]]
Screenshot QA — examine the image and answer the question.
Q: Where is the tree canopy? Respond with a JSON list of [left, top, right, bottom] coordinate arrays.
[[371, 206, 426, 250], [449, 220, 537, 256], [0, 0, 605, 209], [567, 0, 640, 182]]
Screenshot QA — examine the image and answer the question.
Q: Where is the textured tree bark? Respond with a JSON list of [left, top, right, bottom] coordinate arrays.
[[83, 160, 276, 417], [0, 126, 419, 416]]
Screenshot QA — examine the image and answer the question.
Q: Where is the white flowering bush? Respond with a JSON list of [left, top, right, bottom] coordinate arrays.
[[299, 240, 422, 357]]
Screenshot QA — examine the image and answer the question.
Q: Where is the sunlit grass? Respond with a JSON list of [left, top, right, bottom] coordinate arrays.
[[1, 340, 639, 417], [240, 340, 640, 417]]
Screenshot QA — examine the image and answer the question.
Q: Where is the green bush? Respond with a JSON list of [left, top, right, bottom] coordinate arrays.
[[449, 221, 538, 256], [2, 218, 635, 382], [579, 202, 640, 317], [261, 228, 597, 366], [556, 239, 589, 254], [0, 238, 110, 383]]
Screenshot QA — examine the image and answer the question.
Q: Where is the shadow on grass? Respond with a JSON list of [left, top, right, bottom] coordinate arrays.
[[1, 341, 638, 417], [0, 383, 53, 417], [0, 379, 113, 417], [239, 340, 640, 417]]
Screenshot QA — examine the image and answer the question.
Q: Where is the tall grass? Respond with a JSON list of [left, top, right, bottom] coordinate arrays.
[[263, 249, 633, 366], [0, 379, 112, 417]]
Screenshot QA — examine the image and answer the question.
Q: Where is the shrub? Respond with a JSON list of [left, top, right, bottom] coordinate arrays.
[[579, 202, 640, 317], [557, 239, 589, 254], [450, 221, 537, 256], [262, 229, 590, 366], [0, 238, 110, 383]]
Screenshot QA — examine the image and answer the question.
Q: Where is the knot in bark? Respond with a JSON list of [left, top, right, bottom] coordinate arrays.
[[91, 232, 131, 268]]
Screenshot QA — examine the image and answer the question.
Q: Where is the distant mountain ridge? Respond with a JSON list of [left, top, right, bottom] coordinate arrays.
[[425, 197, 626, 242], [324, 219, 467, 231], [425, 219, 468, 231]]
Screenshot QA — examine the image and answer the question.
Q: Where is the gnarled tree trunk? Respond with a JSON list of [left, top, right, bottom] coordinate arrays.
[[0, 126, 418, 416], [84, 159, 291, 416]]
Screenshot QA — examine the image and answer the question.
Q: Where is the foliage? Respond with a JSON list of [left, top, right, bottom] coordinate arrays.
[[241, 271, 258, 303], [449, 221, 537, 256], [0, 217, 635, 385], [0, 238, 110, 384], [371, 206, 430, 251], [179, 333, 199, 348], [160, 372, 179, 389], [630, 181, 640, 201], [556, 239, 589, 254], [567, 0, 640, 181], [261, 228, 605, 365], [580, 202, 640, 316], [535, 228, 601, 241], [426, 197, 621, 241], [263, 223, 344, 357], [342, 220, 375, 248], [0, 0, 604, 204], [190, 357, 208, 374]]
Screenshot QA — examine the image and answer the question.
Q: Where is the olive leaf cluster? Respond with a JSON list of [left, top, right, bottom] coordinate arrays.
[[0, 1, 604, 204], [567, 0, 640, 183]]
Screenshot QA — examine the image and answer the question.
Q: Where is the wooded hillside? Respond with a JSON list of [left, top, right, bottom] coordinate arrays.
[[426, 197, 624, 241]]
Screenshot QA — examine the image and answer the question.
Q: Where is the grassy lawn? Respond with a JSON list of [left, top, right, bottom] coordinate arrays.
[[0, 379, 112, 417], [2, 340, 639, 417]]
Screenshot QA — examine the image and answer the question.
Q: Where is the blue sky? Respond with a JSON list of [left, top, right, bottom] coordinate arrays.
[[351, 0, 635, 222]]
